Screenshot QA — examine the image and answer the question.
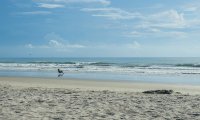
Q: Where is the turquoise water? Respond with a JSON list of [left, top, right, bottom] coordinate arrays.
[[0, 57, 200, 85]]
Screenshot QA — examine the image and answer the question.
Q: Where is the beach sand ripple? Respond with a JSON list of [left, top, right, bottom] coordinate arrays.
[[0, 84, 200, 120]]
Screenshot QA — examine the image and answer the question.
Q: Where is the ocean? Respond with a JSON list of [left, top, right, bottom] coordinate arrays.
[[0, 57, 200, 85]]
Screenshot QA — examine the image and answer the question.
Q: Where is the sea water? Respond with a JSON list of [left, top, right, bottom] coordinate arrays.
[[0, 57, 200, 85]]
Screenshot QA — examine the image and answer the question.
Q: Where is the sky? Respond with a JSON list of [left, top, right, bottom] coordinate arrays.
[[1, 0, 200, 57]]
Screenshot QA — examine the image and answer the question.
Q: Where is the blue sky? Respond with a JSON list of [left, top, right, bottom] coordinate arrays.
[[1, 0, 200, 57]]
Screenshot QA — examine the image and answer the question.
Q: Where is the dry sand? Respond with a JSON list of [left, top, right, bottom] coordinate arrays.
[[0, 77, 200, 120]]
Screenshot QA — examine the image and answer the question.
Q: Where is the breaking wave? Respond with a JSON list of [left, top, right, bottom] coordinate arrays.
[[1, 61, 200, 75]]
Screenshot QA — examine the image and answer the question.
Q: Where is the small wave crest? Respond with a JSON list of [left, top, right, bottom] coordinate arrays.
[[182, 72, 200, 74], [29, 61, 76, 64], [1, 61, 200, 75], [175, 64, 200, 67], [121, 65, 150, 68], [89, 62, 114, 66]]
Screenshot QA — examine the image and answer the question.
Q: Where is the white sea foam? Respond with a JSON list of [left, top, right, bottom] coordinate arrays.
[[1, 62, 200, 75]]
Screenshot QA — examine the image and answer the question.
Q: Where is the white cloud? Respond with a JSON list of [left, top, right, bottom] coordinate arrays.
[[124, 31, 141, 37], [70, 0, 110, 5], [33, 0, 110, 5], [182, 4, 199, 12], [130, 31, 141, 35], [44, 32, 63, 41], [81, 7, 143, 20], [148, 9, 186, 29], [38, 3, 65, 8], [48, 40, 85, 48], [26, 40, 85, 52], [49, 40, 64, 47], [18, 11, 52, 15], [153, 10, 184, 23], [149, 28, 160, 32], [67, 44, 85, 48], [124, 28, 187, 40], [166, 31, 187, 38], [126, 41, 141, 49], [125, 9, 190, 39], [25, 44, 34, 48], [184, 6, 198, 12]]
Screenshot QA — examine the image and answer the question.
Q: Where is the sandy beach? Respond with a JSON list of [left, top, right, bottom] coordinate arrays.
[[0, 77, 200, 120], [2, 0, 200, 119]]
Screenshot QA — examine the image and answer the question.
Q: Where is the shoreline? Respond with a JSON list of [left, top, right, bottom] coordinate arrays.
[[1, 70, 200, 86], [0, 76, 200, 94]]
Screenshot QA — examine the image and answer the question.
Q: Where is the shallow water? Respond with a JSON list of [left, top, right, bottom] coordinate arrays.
[[0, 70, 200, 85], [0, 57, 200, 85]]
